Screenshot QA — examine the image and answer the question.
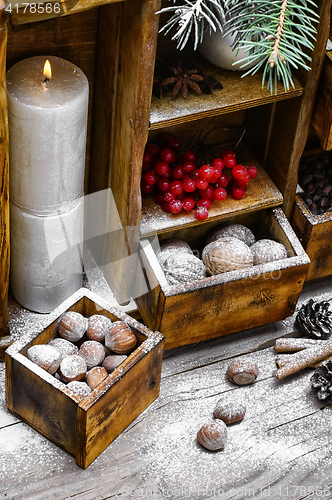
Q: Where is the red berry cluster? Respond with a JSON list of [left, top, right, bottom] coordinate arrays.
[[141, 134, 258, 221]]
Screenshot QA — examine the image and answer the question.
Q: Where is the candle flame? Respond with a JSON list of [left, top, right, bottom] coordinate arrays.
[[43, 60, 52, 80]]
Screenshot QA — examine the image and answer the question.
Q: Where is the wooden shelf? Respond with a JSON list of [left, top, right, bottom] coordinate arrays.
[[140, 142, 283, 237], [150, 52, 304, 130]]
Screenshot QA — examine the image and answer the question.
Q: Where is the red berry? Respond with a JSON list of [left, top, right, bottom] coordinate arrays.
[[247, 165, 258, 179], [197, 198, 211, 209], [182, 197, 196, 211], [163, 169, 172, 179], [163, 190, 175, 203], [210, 167, 221, 183], [170, 180, 183, 196], [183, 177, 196, 193], [168, 138, 182, 151], [235, 171, 251, 188], [147, 143, 160, 156], [154, 191, 164, 205], [199, 164, 214, 181], [224, 156, 237, 169], [232, 164, 247, 181], [193, 169, 201, 178], [144, 169, 157, 185], [172, 165, 185, 180], [183, 161, 196, 174], [214, 187, 227, 201], [169, 199, 183, 214], [231, 187, 246, 200], [143, 150, 153, 164], [141, 179, 154, 195], [176, 192, 186, 201], [175, 152, 183, 164], [183, 150, 196, 163], [222, 150, 236, 158], [199, 185, 215, 200], [158, 177, 171, 192], [163, 131, 175, 143], [218, 173, 229, 188], [195, 206, 208, 221], [212, 158, 225, 169], [160, 148, 176, 164], [162, 201, 171, 212], [195, 177, 209, 190], [156, 161, 170, 176]]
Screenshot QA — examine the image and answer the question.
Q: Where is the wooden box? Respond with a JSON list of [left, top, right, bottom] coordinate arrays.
[[136, 208, 310, 350], [291, 193, 332, 281], [5, 288, 164, 468], [312, 51, 332, 150]]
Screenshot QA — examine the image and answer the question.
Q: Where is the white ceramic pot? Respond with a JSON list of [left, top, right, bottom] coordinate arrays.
[[197, 29, 251, 71]]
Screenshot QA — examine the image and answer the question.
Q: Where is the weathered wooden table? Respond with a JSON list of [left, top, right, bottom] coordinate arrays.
[[1, 275, 332, 500]]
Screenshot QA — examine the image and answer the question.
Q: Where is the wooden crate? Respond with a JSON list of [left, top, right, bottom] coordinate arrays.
[[5, 288, 164, 468], [312, 51, 332, 150], [136, 208, 310, 350], [291, 193, 332, 281]]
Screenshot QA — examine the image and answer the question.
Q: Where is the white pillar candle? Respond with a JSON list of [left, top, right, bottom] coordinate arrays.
[[7, 56, 89, 312], [7, 55, 88, 212]]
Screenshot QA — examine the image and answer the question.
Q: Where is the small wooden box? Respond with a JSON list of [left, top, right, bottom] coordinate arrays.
[[136, 208, 310, 350], [5, 288, 164, 468], [312, 51, 332, 150], [291, 193, 332, 281]]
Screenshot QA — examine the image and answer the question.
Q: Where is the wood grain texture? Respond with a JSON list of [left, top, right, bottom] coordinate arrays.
[[137, 208, 310, 349], [312, 52, 332, 149], [291, 194, 332, 281], [0, 0, 9, 347], [6, 0, 128, 26]]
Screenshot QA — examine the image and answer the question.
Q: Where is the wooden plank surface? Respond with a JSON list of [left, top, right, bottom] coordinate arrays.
[[1, 276, 332, 499], [0, 0, 10, 350], [140, 142, 283, 237]]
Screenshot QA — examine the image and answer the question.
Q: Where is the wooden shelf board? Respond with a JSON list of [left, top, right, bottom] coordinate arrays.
[[140, 142, 283, 237], [150, 56, 303, 130]]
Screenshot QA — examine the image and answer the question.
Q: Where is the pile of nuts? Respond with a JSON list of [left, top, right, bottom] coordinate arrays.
[[298, 152, 332, 215]]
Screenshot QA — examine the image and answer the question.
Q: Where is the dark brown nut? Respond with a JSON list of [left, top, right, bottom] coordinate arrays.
[[323, 184, 332, 197], [104, 321, 137, 354], [197, 420, 227, 451], [27, 344, 61, 374], [306, 183, 316, 195], [313, 191, 323, 203], [227, 359, 259, 386], [213, 400, 246, 424], [312, 169, 326, 179], [85, 366, 108, 390], [315, 180, 325, 190], [320, 197, 330, 209], [300, 173, 313, 186]]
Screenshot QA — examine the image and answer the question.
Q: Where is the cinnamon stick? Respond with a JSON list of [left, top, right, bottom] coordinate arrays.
[[275, 342, 332, 379], [276, 353, 332, 369], [275, 338, 326, 353]]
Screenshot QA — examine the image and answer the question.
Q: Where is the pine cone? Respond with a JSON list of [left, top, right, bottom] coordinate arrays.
[[311, 361, 332, 403], [296, 299, 332, 339]]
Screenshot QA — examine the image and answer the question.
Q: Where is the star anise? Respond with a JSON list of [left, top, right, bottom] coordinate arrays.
[[162, 65, 204, 99], [200, 73, 223, 95]]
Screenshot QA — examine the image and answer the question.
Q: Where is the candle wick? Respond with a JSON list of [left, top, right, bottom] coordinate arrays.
[[43, 77, 49, 85]]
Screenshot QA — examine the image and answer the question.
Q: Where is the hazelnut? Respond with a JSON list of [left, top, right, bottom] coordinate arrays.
[[57, 311, 87, 342], [213, 400, 246, 424], [27, 344, 61, 375], [67, 381, 92, 400], [86, 315, 112, 342], [48, 338, 79, 360], [79, 340, 105, 370], [197, 420, 227, 451], [59, 354, 87, 383], [104, 321, 137, 354], [227, 359, 259, 386], [85, 366, 108, 390], [102, 354, 127, 373]]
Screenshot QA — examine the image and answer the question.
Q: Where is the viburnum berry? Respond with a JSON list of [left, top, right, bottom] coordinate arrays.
[[168, 138, 182, 151], [163, 190, 175, 203], [247, 165, 258, 179], [183, 150, 196, 163], [210, 167, 221, 183], [231, 186, 246, 200], [170, 180, 183, 196], [158, 177, 171, 192], [195, 177, 209, 190], [195, 206, 208, 221], [223, 156, 237, 169], [156, 161, 170, 176], [160, 148, 176, 164], [222, 150, 236, 158], [218, 173, 229, 188], [214, 187, 227, 201], [172, 165, 185, 180], [199, 164, 214, 181], [183, 177, 196, 193], [199, 185, 215, 201], [154, 191, 164, 205], [232, 165, 248, 181], [182, 197, 196, 211], [212, 158, 225, 170], [141, 179, 154, 195], [198, 198, 211, 210], [162, 201, 171, 212], [235, 171, 251, 188], [176, 192, 186, 201], [144, 169, 158, 185], [183, 161, 196, 174], [146, 143, 160, 156], [169, 199, 183, 214], [163, 131, 175, 143]]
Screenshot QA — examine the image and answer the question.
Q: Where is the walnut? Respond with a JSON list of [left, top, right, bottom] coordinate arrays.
[[206, 223, 255, 247], [164, 252, 207, 285], [202, 237, 253, 275]]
